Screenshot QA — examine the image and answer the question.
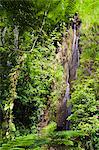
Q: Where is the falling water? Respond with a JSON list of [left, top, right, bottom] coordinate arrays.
[[63, 82, 70, 103], [2, 27, 7, 45], [62, 28, 80, 130], [13, 25, 19, 49]]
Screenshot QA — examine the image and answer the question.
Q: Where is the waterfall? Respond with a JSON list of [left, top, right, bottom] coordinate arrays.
[[13, 25, 19, 49], [0, 27, 7, 46], [56, 14, 81, 130], [63, 82, 70, 103], [2, 27, 7, 45]]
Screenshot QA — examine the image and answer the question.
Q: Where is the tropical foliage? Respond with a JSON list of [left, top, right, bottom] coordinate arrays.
[[0, 0, 99, 150]]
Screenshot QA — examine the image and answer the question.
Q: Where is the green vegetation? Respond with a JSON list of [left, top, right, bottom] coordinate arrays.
[[0, 0, 99, 150]]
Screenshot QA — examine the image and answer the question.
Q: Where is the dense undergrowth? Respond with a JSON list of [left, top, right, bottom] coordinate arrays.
[[69, 27, 99, 150], [0, 0, 99, 150], [0, 122, 85, 150]]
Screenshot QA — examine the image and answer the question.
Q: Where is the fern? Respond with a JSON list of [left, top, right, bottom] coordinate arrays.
[[0, 122, 85, 150]]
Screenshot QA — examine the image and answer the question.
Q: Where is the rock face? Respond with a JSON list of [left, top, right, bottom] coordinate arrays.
[[38, 15, 81, 131], [56, 15, 81, 130]]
